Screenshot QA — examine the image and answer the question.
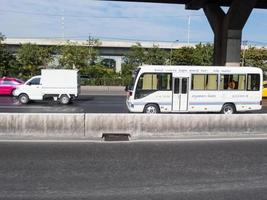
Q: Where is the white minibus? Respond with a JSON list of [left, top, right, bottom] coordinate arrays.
[[126, 65, 263, 114]]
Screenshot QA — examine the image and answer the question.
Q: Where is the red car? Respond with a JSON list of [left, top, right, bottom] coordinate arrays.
[[0, 77, 24, 95]]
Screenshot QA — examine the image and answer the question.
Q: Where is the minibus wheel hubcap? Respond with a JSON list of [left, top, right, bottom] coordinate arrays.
[[224, 106, 234, 114], [146, 106, 157, 113]]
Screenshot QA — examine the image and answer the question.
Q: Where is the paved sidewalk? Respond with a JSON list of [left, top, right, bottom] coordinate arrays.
[[81, 86, 125, 96]]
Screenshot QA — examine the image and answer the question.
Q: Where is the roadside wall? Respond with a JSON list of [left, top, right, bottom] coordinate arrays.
[[1, 113, 267, 139], [0, 113, 84, 138], [85, 114, 267, 139]]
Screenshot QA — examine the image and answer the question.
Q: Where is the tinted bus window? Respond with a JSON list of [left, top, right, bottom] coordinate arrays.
[[191, 74, 217, 90], [220, 74, 246, 90], [135, 73, 172, 99], [247, 74, 260, 91], [182, 78, 188, 94]]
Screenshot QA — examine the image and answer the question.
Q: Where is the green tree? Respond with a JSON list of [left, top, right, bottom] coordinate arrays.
[[193, 43, 213, 65], [80, 64, 121, 86], [171, 47, 195, 65], [144, 45, 168, 65], [123, 43, 145, 67], [87, 37, 100, 65], [17, 43, 54, 79], [242, 47, 267, 72], [59, 39, 100, 69], [0, 33, 18, 77], [122, 43, 145, 85], [0, 46, 17, 77]]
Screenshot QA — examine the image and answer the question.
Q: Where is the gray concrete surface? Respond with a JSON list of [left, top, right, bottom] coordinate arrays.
[[1, 113, 267, 139]]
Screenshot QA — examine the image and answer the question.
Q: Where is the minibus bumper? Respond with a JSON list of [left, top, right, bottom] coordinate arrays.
[[126, 100, 135, 112]]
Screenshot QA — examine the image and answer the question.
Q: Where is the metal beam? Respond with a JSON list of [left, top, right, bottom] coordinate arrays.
[[101, 0, 187, 4], [102, 0, 267, 9], [185, 0, 210, 10]]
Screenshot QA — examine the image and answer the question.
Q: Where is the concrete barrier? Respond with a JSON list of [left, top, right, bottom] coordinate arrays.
[[1, 113, 267, 140], [0, 113, 85, 138], [85, 114, 267, 139]]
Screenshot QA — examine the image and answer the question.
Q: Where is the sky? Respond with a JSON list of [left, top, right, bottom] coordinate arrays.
[[0, 0, 267, 45]]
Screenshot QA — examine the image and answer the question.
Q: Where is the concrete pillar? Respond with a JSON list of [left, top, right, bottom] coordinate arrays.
[[114, 56, 122, 73], [204, 0, 257, 66]]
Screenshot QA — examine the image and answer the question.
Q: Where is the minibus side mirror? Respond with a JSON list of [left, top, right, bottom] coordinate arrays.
[[125, 85, 129, 92]]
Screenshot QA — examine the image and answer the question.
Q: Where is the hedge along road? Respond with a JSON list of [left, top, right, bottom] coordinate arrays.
[[0, 95, 267, 114]]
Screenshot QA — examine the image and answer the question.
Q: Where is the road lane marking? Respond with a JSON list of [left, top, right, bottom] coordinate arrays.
[[1, 136, 267, 143]]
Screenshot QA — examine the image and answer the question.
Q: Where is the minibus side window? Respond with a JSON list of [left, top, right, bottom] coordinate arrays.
[[247, 74, 260, 91], [220, 74, 246, 90], [135, 73, 172, 99], [191, 74, 218, 90]]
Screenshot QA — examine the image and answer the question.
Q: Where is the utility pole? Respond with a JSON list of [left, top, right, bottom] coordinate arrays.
[[187, 15, 191, 46], [88, 34, 92, 64], [61, 8, 65, 40], [0, 32, 5, 43]]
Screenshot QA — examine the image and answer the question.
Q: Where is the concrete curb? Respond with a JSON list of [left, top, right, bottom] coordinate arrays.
[[1, 113, 266, 140]]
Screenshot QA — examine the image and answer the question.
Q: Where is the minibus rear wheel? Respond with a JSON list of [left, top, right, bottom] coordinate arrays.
[[144, 104, 160, 114]]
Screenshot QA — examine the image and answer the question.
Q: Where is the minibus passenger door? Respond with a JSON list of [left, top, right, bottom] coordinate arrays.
[[172, 78, 180, 111], [172, 77, 188, 111], [180, 78, 188, 111]]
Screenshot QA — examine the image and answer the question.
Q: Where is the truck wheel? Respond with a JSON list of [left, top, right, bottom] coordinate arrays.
[[19, 94, 29, 104], [59, 95, 70, 105]]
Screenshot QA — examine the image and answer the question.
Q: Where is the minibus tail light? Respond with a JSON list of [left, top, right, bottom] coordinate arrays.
[[127, 91, 132, 97]]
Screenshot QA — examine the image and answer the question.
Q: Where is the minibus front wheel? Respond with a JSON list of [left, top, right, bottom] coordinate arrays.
[[221, 103, 236, 114], [143, 104, 160, 114]]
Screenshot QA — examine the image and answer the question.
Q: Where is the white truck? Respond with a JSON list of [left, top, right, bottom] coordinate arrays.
[[13, 69, 80, 104]]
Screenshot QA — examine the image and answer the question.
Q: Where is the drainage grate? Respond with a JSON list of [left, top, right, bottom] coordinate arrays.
[[102, 133, 131, 141]]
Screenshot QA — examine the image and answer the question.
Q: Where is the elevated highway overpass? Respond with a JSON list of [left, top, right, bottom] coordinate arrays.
[[104, 0, 267, 66], [4, 38, 187, 72]]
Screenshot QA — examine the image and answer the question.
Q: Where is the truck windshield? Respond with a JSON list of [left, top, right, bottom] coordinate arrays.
[[28, 78, 41, 85]]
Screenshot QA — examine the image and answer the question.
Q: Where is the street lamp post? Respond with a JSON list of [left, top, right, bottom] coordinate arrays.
[[170, 40, 179, 65]]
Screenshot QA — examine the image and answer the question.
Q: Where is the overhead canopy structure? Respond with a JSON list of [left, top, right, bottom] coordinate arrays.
[[104, 0, 267, 66]]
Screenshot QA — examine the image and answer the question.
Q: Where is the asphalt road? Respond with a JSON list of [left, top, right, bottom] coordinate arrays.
[[0, 95, 267, 113], [0, 139, 267, 200], [0, 95, 128, 113]]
